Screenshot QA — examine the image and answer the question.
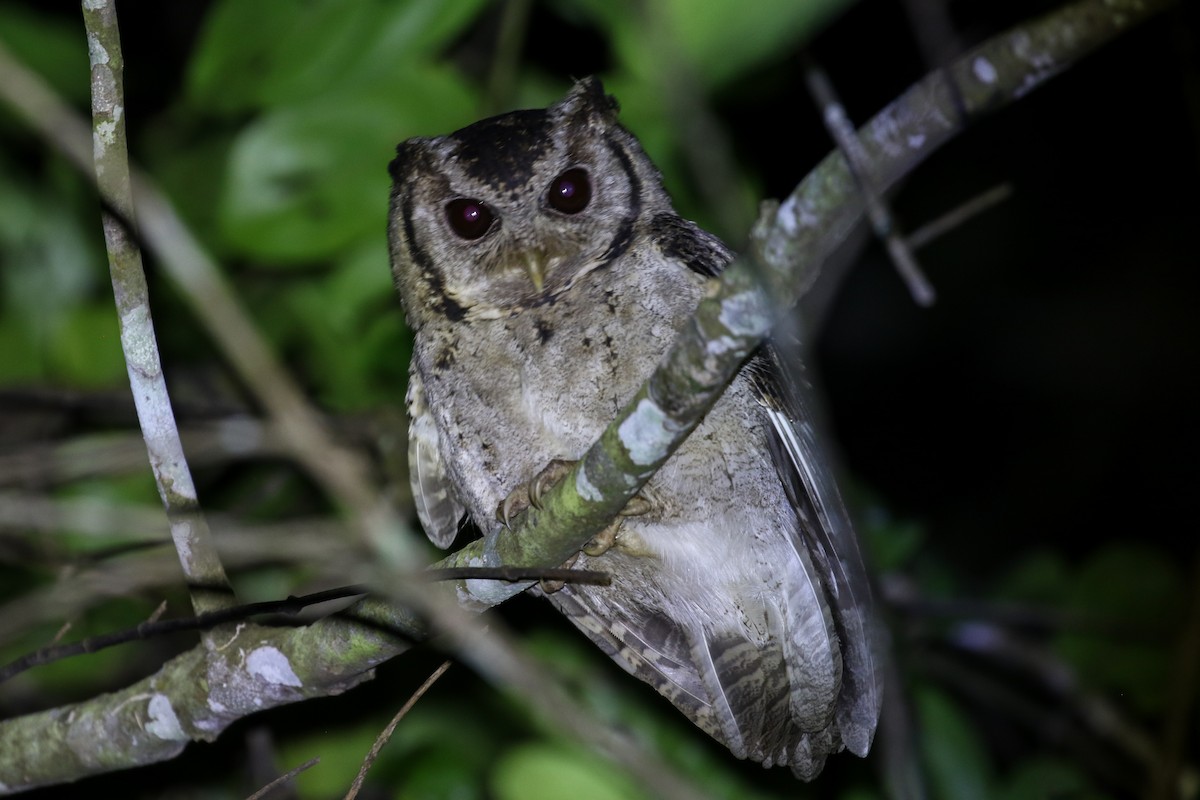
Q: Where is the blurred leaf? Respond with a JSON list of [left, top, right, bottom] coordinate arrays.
[[142, 123, 237, 253], [656, 0, 850, 87], [393, 745, 486, 800], [0, 4, 89, 110], [276, 719, 380, 798], [862, 509, 925, 572], [218, 68, 476, 262], [47, 304, 125, 388], [0, 315, 40, 382], [278, 239, 408, 410], [995, 757, 1105, 800], [995, 549, 1071, 605], [187, 0, 487, 115], [916, 685, 993, 800], [1056, 544, 1183, 715], [491, 743, 648, 800]]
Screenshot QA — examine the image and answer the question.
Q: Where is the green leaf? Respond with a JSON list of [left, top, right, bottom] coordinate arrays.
[[995, 549, 1070, 605], [664, 0, 851, 86], [601, 0, 852, 90], [916, 685, 993, 800], [187, 0, 488, 114], [0, 4, 90, 110], [394, 746, 486, 800], [996, 757, 1106, 800], [277, 240, 408, 409], [218, 68, 476, 262], [48, 304, 126, 388], [1056, 543, 1182, 715], [491, 743, 648, 800]]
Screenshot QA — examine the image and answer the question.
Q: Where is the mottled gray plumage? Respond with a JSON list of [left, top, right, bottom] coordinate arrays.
[[388, 77, 881, 780]]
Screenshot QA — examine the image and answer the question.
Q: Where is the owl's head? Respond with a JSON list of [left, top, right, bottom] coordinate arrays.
[[388, 77, 672, 326]]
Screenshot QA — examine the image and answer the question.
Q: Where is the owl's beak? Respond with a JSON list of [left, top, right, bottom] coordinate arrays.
[[523, 251, 547, 292]]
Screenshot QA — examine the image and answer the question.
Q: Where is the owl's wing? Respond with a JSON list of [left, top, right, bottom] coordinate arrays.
[[555, 215, 877, 776], [406, 366, 465, 548], [549, 553, 839, 779], [746, 344, 884, 758]]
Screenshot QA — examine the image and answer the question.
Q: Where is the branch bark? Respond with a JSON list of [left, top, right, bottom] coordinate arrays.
[[83, 0, 234, 616], [0, 0, 1172, 791]]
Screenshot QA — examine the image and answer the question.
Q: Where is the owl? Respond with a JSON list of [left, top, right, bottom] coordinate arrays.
[[387, 77, 881, 780]]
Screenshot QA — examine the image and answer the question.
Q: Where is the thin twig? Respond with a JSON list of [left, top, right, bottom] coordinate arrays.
[[802, 53, 937, 305], [0, 565, 606, 683], [245, 757, 320, 800], [0, 586, 370, 684], [82, 0, 233, 615], [343, 660, 453, 800], [424, 566, 610, 585], [907, 183, 1013, 250]]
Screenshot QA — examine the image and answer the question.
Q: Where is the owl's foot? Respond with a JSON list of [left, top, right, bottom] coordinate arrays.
[[496, 458, 577, 528], [582, 493, 651, 556], [538, 553, 579, 594]]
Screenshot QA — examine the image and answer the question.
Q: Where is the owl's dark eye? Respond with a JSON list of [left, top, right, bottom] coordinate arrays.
[[547, 168, 591, 215], [445, 198, 495, 240]]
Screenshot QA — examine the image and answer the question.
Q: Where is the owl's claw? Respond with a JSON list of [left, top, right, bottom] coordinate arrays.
[[529, 458, 576, 509], [583, 492, 651, 556], [497, 458, 653, 559], [538, 553, 579, 594], [496, 458, 577, 527]]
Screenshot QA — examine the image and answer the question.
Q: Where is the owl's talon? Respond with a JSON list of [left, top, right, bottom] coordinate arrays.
[[620, 495, 652, 517], [583, 522, 619, 557], [495, 493, 522, 528], [497, 458, 577, 526], [538, 553, 579, 594], [529, 458, 577, 509]]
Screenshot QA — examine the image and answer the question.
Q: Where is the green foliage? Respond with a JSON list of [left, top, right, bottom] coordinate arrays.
[[0, 4, 90, 109], [1057, 544, 1183, 716], [492, 743, 647, 800], [917, 685, 994, 800]]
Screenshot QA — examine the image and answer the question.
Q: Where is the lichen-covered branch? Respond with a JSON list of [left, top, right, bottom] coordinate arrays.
[[0, 614, 408, 793], [435, 0, 1173, 607], [82, 0, 233, 615]]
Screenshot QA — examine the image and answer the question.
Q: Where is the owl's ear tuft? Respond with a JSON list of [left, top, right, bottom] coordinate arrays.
[[389, 140, 423, 183], [564, 76, 620, 121]]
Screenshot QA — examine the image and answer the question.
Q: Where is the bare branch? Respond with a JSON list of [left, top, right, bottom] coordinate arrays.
[[245, 758, 320, 800], [82, 0, 233, 614]]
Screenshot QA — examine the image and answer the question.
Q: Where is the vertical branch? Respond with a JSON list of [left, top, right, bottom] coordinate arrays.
[[81, 0, 233, 614]]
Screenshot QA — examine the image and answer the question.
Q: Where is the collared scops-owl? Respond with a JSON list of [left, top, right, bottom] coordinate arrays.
[[387, 77, 882, 780]]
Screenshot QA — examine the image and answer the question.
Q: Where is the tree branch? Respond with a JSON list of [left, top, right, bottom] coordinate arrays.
[[82, 0, 234, 616]]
